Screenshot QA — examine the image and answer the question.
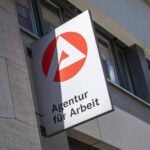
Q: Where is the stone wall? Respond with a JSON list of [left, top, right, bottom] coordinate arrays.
[[0, 0, 41, 149]]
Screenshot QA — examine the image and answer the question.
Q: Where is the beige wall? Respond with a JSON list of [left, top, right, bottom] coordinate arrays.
[[0, 0, 41, 149]]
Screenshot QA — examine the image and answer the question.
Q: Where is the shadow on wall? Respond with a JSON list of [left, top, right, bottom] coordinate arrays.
[[28, 30, 65, 137]]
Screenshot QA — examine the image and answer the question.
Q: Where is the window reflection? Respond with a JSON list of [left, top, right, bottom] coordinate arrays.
[[16, 0, 37, 34], [115, 45, 134, 93], [98, 38, 117, 83], [40, 1, 62, 34]]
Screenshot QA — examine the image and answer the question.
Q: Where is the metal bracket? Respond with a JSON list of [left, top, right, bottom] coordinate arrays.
[[27, 47, 33, 58], [35, 112, 44, 118], [40, 125, 47, 136]]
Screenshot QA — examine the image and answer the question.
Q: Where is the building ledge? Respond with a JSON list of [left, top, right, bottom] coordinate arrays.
[[107, 79, 150, 108]]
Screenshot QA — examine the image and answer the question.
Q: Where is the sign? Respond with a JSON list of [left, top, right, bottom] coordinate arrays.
[[42, 32, 87, 82], [31, 10, 113, 136]]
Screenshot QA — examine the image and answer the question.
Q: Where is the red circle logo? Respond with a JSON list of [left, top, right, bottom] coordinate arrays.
[[42, 32, 88, 82]]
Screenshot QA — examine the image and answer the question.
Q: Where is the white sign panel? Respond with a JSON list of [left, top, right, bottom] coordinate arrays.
[[31, 10, 113, 136]]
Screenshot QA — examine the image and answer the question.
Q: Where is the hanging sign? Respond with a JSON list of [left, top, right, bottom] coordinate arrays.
[[31, 10, 113, 136]]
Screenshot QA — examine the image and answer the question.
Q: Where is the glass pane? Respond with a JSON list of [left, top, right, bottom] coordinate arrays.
[[117, 47, 134, 92], [16, 0, 37, 34], [62, 11, 72, 22], [40, 3, 62, 33], [98, 40, 117, 83]]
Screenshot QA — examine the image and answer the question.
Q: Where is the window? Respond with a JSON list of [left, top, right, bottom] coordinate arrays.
[[62, 10, 73, 22], [40, 1, 62, 34], [97, 36, 118, 84], [115, 45, 134, 93], [96, 32, 134, 93], [16, 0, 37, 34], [16, 0, 63, 35]]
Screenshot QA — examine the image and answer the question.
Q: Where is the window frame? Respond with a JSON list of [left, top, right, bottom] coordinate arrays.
[[96, 33, 119, 84], [113, 43, 135, 93], [16, 0, 38, 34], [95, 25, 135, 94], [41, 0, 64, 23], [36, 0, 64, 35]]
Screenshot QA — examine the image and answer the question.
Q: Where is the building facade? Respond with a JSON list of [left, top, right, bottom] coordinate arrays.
[[0, 0, 150, 150]]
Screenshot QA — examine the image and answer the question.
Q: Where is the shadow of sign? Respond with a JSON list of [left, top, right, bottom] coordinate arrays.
[[30, 30, 65, 136]]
